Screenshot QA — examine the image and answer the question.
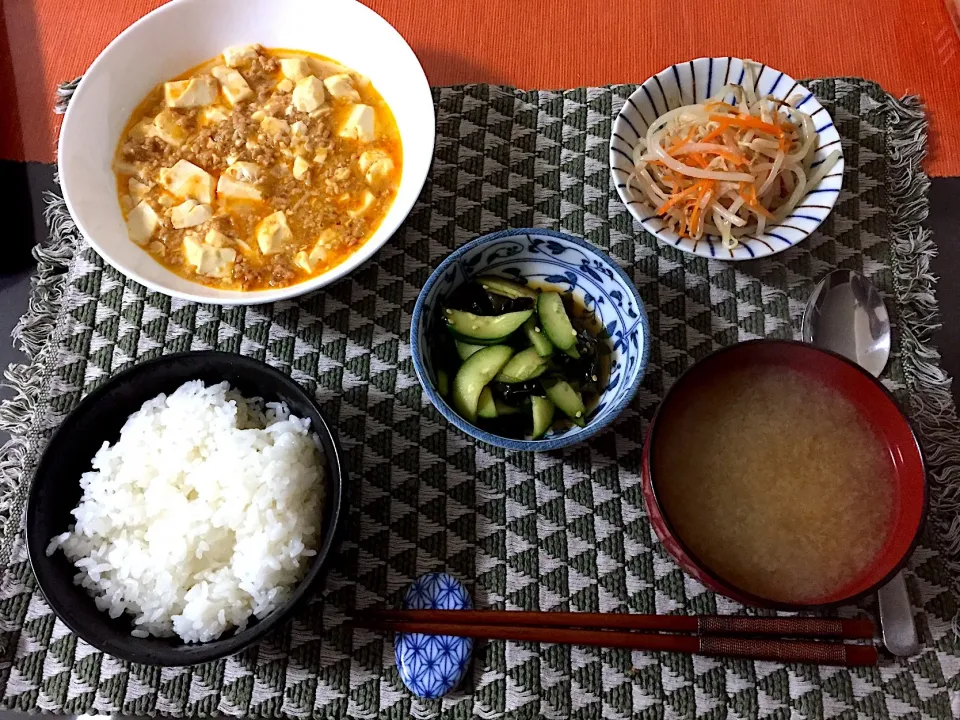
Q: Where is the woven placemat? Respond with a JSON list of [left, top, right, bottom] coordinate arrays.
[[1, 80, 959, 719]]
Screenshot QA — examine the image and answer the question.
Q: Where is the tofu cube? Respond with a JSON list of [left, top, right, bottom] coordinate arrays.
[[293, 229, 336, 273], [153, 109, 186, 146], [276, 78, 294, 93], [290, 120, 308, 136], [126, 201, 160, 245], [114, 160, 146, 178], [323, 73, 360, 102], [260, 116, 290, 136], [222, 44, 260, 67], [210, 66, 253, 105], [159, 159, 215, 204], [204, 228, 231, 248], [309, 57, 349, 79], [128, 177, 152, 200], [200, 106, 231, 125], [170, 199, 213, 229], [225, 161, 261, 183], [348, 190, 377, 218], [256, 211, 293, 255], [217, 173, 262, 201], [292, 76, 325, 113], [280, 57, 312, 81], [339, 104, 375, 143], [292, 156, 310, 180], [358, 150, 395, 188], [129, 118, 156, 140], [164, 77, 218, 108], [183, 234, 237, 278]]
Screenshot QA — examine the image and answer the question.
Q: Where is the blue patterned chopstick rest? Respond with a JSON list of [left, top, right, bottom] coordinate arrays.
[[395, 573, 473, 698]]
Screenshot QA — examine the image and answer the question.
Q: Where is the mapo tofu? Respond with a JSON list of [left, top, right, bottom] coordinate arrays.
[[114, 45, 402, 290]]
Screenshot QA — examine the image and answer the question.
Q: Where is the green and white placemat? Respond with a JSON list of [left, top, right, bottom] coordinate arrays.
[[1, 79, 959, 718]]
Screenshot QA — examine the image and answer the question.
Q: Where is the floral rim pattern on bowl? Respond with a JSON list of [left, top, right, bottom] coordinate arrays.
[[411, 228, 650, 451]]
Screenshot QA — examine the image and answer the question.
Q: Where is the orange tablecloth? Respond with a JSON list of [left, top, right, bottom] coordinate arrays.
[[2, 0, 960, 175]]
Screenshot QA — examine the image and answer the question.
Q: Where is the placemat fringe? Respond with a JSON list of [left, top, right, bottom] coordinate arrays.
[[0, 192, 77, 552], [54, 77, 81, 115], [887, 97, 960, 608]]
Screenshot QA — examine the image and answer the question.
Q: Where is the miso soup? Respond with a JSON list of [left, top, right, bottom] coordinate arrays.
[[653, 366, 894, 603]]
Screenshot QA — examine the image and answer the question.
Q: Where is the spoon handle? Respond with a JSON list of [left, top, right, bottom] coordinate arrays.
[[877, 572, 920, 656]]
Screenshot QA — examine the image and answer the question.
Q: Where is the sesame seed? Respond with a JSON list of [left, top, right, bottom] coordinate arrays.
[[471, 324, 479, 330], [571, 329, 577, 336], [591, 374, 598, 382], [534, 327, 541, 333], [444, 308, 452, 314], [575, 411, 582, 418]]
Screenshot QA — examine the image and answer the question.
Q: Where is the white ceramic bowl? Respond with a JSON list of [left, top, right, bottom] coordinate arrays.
[[610, 58, 844, 261], [58, 0, 434, 305]]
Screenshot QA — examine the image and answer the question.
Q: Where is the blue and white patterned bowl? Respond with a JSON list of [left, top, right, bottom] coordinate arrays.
[[610, 57, 845, 261], [410, 229, 650, 451]]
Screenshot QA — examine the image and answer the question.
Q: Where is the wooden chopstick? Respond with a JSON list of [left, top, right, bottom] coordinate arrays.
[[354, 609, 876, 640], [351, 611, 878, 667], [353, 618, 877, 667]]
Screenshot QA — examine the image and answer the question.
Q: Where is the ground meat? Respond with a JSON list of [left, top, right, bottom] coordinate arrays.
[[245, 54, 281, 95], [182, 127, 226, 171], [211, 215, 234, 234], [114, 48, 400, 291], [122, 135, 166, 163], [269, 261, 296, 285], [247, 138, 277, 166], [169, 108, 198, 134]]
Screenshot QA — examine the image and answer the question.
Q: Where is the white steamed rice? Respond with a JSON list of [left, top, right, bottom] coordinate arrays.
[[46, 380, 325, 643]]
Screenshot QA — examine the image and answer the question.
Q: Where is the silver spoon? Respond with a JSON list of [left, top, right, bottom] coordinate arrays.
[[802, 269, 919, 656]]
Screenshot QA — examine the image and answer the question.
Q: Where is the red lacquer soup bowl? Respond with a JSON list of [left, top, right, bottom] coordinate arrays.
[[641, 340, 927, 609]]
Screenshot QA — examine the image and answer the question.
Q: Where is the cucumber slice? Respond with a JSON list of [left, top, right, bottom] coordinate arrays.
[[437, 369, 450, 398], [495, 347, 548, 382], [477, 386, 498, 418], [564, 345, 581, 360], [537, 292, 577, 351], [456, 340, 485, 360], [477, 275, 538, 299], [452, 345, 514, 422], [531, 396, 555, 439], [444, 308, 533, 344], [494, 400, 521, 416], [543, 378, 586, 426], [523, 317, 553, 357]]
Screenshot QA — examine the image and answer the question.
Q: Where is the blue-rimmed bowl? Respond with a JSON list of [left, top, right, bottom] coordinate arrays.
[[610, 57, 845, 261], [411, 229, 650, 451]]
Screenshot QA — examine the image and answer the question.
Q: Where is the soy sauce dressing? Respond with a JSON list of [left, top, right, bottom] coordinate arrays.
[[432, 280, 612, 439]]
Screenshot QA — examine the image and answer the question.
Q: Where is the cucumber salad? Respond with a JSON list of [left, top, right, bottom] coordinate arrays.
[[432, 275, 610, 439]]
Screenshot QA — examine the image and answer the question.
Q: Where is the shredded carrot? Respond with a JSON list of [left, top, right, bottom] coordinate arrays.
[[700, 125, 726, 144], [667, 129, 695, 153], [708, 114, 784, 138], [687, 184, 713, 236], [738, 183, 775, 219], [643, 89, 813, 242], [656, 181, 705, 215], [679, 147, 748, 166]]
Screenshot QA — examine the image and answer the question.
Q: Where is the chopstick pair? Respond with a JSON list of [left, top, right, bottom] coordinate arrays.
[[351, 609, 878, 667]]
